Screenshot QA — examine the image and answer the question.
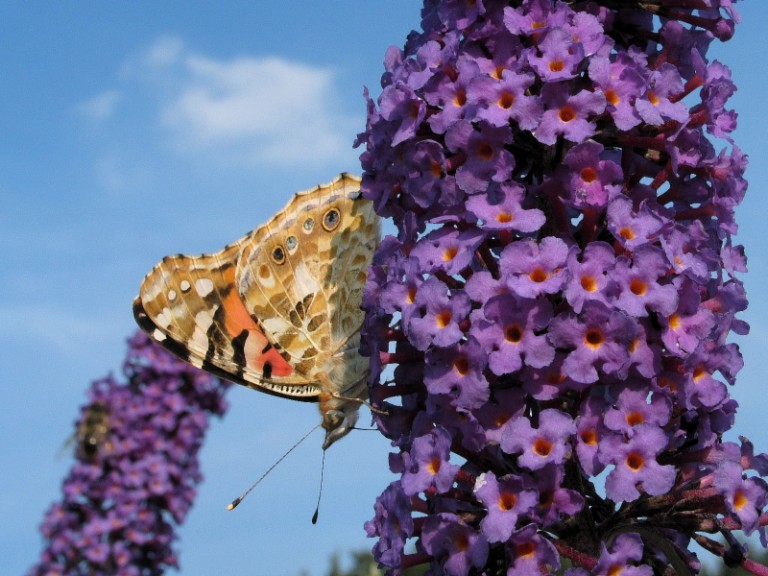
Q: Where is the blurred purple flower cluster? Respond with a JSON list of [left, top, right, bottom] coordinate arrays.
[[357, 0, 766, 574], [29, 332, 229, 576]]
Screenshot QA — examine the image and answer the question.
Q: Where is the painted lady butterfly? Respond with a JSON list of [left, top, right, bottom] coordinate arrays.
[[133, 174, 380, 449]]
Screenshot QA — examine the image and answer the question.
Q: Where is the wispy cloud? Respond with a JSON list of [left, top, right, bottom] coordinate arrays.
[[81, 36, 361, 171], [77, 90, 121, 122]]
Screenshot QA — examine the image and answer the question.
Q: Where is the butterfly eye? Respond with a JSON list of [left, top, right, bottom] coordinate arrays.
[[271, 245, 286, 264], [322, 208, 341, 231], [285, 236, 298, 253], [303, 217, 314, 233]]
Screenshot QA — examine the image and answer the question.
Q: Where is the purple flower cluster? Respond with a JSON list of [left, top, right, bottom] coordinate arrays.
[[29, 331, 229, 576], [357, 1, 767, 574]]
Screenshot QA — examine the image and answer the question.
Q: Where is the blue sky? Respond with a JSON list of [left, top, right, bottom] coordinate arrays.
[[1, 3, 766, 575]]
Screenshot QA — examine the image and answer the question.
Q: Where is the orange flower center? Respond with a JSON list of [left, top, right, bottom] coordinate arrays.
[[580, 166, 598, 183], [734, 489, 749, 511], [498, 492, 517, 511], [549, 60, 564, 73], [504, 324, 523, 343], [529, 268, 548, 283], [476, 141, 494, 161], [442, 246, 458, 261], [619, 226, 636, 240], [435, 310, 452, 329], [625, 411, 644, 426], [559, 106, 576, 122], [533, 437, 553, 457], [629, 277, 648, 296], [581, 429, 597, 445], [498, 91, 515, 109], [584, 328, 604, 349], [581, 274, 597, 292], [626, 452, 644, 471]]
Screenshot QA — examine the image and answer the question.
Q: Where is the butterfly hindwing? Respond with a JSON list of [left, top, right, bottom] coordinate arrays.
[[236, 174, 380, 397]]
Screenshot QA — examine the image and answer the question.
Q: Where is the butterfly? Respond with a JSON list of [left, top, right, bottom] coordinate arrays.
[[133, 173, 381, 449]]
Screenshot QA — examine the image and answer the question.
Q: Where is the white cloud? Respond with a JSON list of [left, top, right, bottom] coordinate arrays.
[[139, 37, 360, 168]]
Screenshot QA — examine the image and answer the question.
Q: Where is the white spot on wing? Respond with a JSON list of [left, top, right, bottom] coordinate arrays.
[[191, 310, 215, 352], [156, 308, 173, 329], [153, 329, 167, 342], [180, 279, 191, 292], [168, 289, 177, 302], [195, 277, 215, 297], [292, 262, 321, 299]]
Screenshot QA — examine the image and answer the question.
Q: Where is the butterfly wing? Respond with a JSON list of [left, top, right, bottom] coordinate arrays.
[[236, 173, 380, 399], [134, 229, 320, 401]]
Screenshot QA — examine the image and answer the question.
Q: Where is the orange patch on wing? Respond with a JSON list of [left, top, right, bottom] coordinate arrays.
[[221, 268, 293, 377]]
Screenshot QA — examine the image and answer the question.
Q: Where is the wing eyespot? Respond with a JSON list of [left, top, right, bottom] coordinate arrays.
[[322, 208, 341, 232], [303, 217, 315, 233], [285, 235, 298, 253], [271, 245, 286, 264]]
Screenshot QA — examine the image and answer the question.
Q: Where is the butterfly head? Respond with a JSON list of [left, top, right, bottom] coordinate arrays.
[[321, 405, 359, 450]]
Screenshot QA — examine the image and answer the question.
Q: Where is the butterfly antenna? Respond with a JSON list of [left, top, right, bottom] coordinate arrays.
[[227, 423, 321, 511], [311, 449, 326, 524]]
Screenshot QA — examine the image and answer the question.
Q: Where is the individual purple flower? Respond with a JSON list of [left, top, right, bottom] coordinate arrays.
[[563, 241, 616, 313], [424, 336, 490, 409], [534, 84, 606, 145], [503, 0, 569, 37], [575, 396, 610, 476], [404, 277, 471, 351], [464, 181, 546, 232], [474, 472, 538, 543], [714, 461, 768, 535], [400, 426, 459, 496], [501, 408, 575, 471], [506, 524, 560, 576], [603, 383, 671, 437], [379, 83, 427, 146], [606, 195, 665, 251], [635, 63, 690, 126], [593, 533, 653, 576], [588, 51, 646, 130], [528, 28, 585, 82], [424, 56, 480, 134], [446, 120, 515, 193], [612, 246, 679, 318], [473, 387, 526, 446], [660, 277, 716, 356], [365, 482, 414, 569], [29, 332, 228, 576], [530, 463, 584, 527], [548, 301, 637, 384], [600, 424, 676, 502], [560, 141, 624, 209], [421, 513, 489, 576], [467, 70, 541, 130], [501, 236, 570, 298], [410, 226, 485, 275], [469, 292, 554, 376]]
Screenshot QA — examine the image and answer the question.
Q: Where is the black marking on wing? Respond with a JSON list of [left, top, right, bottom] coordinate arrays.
[[132, 296, 319, 402]]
